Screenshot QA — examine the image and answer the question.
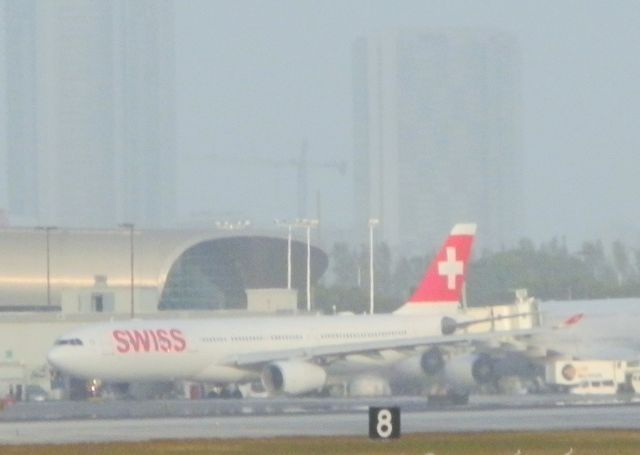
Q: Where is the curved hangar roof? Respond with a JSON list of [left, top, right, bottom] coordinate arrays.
[[0, 228, 328, 311]]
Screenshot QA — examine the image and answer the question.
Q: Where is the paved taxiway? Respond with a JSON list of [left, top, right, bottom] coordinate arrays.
[[2, 403, 640, 444], [3, 394, 633, 422]]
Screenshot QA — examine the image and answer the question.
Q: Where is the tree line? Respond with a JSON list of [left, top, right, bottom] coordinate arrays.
[[315, 238, 640, 313]]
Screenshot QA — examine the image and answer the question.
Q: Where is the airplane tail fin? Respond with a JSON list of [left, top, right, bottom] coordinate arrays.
[[394, 223, 476, 315]]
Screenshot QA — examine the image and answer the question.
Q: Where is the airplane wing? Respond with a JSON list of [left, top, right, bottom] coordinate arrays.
[[225, 313, 583, 367], [473, 313, 585, 358], [224, 326, 542, 367]]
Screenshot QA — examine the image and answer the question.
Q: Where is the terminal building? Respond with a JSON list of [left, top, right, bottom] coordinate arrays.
[[0, 228, 328, 400]]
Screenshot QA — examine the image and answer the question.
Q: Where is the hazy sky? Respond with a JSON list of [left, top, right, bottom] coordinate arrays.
[[174, 1, 640, 248]]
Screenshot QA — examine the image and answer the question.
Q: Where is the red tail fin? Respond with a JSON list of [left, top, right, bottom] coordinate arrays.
[[395, 223, 476, 314]]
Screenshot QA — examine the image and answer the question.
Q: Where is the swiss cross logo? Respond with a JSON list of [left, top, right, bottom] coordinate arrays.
[[438, 247, 463, 290]]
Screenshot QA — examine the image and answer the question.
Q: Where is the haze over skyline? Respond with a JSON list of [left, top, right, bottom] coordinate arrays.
[[175, 0, 640, 249], [1, 1, 638, 251]]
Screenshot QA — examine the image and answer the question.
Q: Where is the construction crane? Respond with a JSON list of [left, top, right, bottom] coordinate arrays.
[[195, 140, 347, 218]]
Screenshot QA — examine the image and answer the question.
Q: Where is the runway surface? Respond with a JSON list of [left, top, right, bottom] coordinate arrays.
[[2, 403, 640, 444], [3, 393, 635, 422]]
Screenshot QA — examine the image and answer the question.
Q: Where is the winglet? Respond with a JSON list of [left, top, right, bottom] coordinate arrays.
[[562, 313, 584, 327]]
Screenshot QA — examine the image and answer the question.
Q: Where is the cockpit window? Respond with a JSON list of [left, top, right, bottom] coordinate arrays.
[[54, 338, 84, 346]]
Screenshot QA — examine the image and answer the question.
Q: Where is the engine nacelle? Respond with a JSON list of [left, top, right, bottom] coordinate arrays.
[[442, 353, 496, 388], [420, 347, 445, 375], [261, 361, 327, 395]]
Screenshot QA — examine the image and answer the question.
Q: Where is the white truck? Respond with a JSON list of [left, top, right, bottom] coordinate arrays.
[[545, 359, 640, 395]]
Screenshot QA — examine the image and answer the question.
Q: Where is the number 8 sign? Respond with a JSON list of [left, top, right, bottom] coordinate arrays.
[[368, 407, 401, 439]]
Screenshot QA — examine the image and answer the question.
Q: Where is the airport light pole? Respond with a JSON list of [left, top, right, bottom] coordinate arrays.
[[36, 226, 57, 306], [368, 218, 379, 315], [275, 220, 294, 290], [295, 218, 319, 312], [119, 223, 135, 318]]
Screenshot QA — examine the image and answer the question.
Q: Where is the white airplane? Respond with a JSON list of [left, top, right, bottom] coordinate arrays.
[[47, 224, 570, 396]]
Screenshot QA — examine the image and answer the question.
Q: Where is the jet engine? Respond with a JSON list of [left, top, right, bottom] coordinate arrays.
[[417, 348, 496, 387], [420, 347, 446, 375], [441, 353, 496, 388], [261, 361, 327, 395]]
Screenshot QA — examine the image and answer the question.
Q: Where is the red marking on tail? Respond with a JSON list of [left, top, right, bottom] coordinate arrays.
[[408, 223, 476, 305]]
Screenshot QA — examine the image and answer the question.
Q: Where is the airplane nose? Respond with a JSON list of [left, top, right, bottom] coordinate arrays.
[[47, 347, 67, 370]]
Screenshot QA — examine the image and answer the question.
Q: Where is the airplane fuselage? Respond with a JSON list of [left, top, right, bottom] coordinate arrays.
[[48, 313, 446, 383]]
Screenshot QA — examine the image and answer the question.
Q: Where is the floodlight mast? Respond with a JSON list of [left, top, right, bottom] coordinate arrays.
[[275, 220, 295, 290], [295, 218, 319, 312], [35, 226, 57, 306], [119, 223, 135, 318]]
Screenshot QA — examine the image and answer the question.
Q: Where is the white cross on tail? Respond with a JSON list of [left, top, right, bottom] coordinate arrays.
[[438, 247, 463, 290]]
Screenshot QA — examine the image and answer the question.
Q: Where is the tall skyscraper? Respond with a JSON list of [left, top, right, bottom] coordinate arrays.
[[353, 30, 523, 253], [1, 0, 175, 227], [2, 0, 39, 221]]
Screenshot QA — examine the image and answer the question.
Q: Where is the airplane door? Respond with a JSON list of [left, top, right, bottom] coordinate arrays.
[[102, 331, 115, 355]]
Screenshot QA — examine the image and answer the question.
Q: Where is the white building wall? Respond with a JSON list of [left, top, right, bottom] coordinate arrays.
[[0, 317, 84, 394]]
